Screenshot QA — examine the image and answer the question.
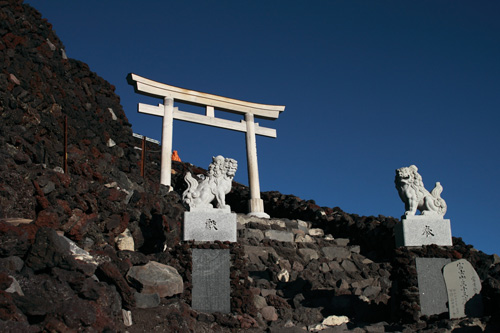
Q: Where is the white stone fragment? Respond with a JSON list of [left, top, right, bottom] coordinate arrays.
[[308, 228, 324, 237], [322, 315, 349, 326], [2, 218, 32, 226], [5, 276, 24, 296], [309, 323, 326, 331], [359, 295, 370, 303], [9, 73, 20, 85], [123, 189, 134, 204], [295, 234, 314, 243], [115, 228, 135, 251], [107, 138, 116, 147], [297, 219, 311, 229], [46, 38, 56, 51], [108, 108, 118, 120], [61, 236, 98, 266], [122, 309, 133, 326], [268, 219, 286, 228], [277, 269, 290, 282], [53, 166, 64, 174]]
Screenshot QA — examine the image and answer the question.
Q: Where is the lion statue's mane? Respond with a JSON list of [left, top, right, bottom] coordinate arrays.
[[395, 165, 447, 217], [183, 155, 237, 211]]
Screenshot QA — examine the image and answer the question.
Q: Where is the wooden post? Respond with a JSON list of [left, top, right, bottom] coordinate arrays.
[[141, 136, 146, 177], [64, 115, 68, 174]]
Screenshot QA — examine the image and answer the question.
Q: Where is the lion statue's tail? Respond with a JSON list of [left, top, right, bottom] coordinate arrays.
[[431, 182, 447, 216], [182, 172, 199, 206]]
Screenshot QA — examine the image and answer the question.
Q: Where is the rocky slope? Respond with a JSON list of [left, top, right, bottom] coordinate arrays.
[[1, 0, 500, 332]]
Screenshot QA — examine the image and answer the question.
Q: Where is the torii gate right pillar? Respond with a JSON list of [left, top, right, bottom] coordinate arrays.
[[245, 113, 269, 218]]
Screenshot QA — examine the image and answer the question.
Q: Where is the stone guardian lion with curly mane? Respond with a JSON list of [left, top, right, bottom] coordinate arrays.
[[395, 165, 447, 218], [183, 155, 237, 212]]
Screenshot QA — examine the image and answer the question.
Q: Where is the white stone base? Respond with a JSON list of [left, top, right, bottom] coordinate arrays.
[[248, 198, 269, 218], [395, 216, 452, 247], [248, 211, 270, 218], [183, 210, 237, 242]]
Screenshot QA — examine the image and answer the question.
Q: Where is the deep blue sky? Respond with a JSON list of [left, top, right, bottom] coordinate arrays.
[[25, 1, 500, 255]]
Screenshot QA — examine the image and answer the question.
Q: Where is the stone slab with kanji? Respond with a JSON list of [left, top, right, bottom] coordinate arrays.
[[395, 216, 452, 247], [183, 210, 237, 242]]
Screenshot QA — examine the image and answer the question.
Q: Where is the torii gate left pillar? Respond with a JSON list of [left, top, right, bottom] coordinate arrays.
[[128, 74, 285, 218]]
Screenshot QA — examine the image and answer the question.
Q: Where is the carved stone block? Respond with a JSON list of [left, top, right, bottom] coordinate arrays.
[[183, 211, 237, 242], [416, 257, 451, 316], [443, 259, 483, 319], [395, 216, 452, 247], [192, 249, 230, 313]]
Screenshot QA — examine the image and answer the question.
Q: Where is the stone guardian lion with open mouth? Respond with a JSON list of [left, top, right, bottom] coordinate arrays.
[[395, 165, 447, 218]]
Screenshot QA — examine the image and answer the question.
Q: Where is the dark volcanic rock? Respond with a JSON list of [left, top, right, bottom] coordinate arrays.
[[25, 227, 94, 275], [96, 261, 136, 309], [0, 220, 30, 257]]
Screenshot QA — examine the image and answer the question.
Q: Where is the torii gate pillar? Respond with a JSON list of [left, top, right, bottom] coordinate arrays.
[[128, 73, 284, 218], [160, 97, 174, 188], [245, 113, 267, 218]]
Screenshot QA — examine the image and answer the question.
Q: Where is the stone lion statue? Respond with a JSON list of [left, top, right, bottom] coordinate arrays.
[[182, 155, 237, 212], [395, 165, 447, 217]]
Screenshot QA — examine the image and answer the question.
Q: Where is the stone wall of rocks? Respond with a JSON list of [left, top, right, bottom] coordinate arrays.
[[228, 188, 400, 262], [237, 214, 392, 331], [0, 0, 188, 330]]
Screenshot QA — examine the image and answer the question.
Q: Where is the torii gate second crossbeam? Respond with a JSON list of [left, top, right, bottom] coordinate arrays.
[[127, 73, 285, 218]]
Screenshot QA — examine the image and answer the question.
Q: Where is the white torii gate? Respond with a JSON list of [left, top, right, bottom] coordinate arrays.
[[128, 74, 285, 218]]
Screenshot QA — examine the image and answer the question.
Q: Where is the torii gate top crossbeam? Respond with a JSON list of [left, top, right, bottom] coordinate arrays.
[[128, 73, 285, 120]]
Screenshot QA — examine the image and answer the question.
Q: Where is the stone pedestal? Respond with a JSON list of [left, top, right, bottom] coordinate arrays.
[[395, 216, 452, 247], [192, 249, 231, 313], [185, 210, 234, 313], [184, 210, 237, 242]]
